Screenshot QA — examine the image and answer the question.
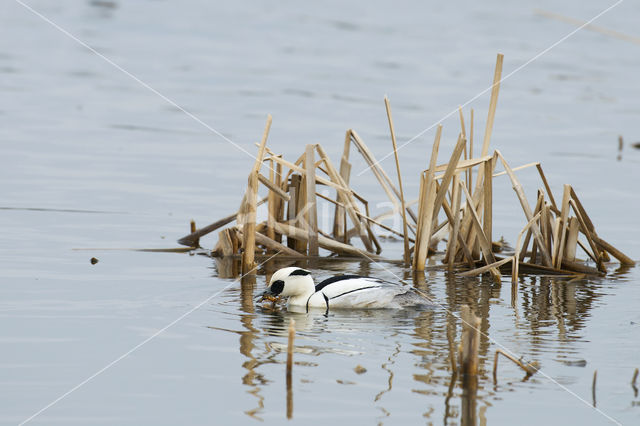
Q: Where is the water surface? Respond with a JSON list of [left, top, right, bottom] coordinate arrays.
[[1, 0, 639, 425]]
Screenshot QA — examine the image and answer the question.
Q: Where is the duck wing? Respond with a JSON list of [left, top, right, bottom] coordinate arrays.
[[314, 276, 431, 309]]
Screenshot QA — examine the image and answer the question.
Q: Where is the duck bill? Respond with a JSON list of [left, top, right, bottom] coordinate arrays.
[[256, 288, 279, 302]]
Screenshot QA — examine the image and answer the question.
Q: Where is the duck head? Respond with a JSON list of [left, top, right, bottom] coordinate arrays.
[[262, 267, 315, 305]]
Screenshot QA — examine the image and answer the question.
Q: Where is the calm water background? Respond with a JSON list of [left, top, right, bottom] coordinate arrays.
[[1, 0, 639, 424]]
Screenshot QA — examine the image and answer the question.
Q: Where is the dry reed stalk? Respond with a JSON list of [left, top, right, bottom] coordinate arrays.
[[358, 197, 382, 254], [414, 125, 442, 270], [459, 306, 481, 378], [492, 349, 539, 383], [304, 145, 319, 256], [483, 158, 494, 248], [265, 155, 350, 194], [459, 256, 514, 277], [535, 164, 559, 212], [287, 174, 301, 251], [274, 222, 383, 260], [519, 191, 544, 262], [266, 161, 276, 244], [576, 239, 598, 263], [333, 131, 352, 240], [178, 197, 266, 247], [472, 53, 503, 197], [541, 203, 551, 256], [592, 236, 635, 266], [242, 117, 272, 274], [349, 130, 418, 223], [492, 161, 539, 178], [258, 160, 276, 246], [564, 217, 579, 262], [569, 199, 606, 272], [458, 106, 466, 139], [348, 130, 402, 214], [553, 184, 572, 268], [295, 173, 309, 254], [385, 97, 411, 266], [432, 135, 466, 222], [446, 174, 462, 270], [252, 231, 304, 258], [460, 181, 500, 280], [551, 216, 562, 267], [592, 369, 597, 407], [568, 187, 611, 261], [316, 192, 414, 243], [422, 135, 466, 258], [560, 259, 602, 275], [258, 173, 290, 202], [314, 144, 374, 252], [286, 318, 295, 419], [274, 160, 284, 243], [214, 228, 235, 257], [433, 155, 493, 177], [469, 108, 474, 190], [514, 211, 543, 282], [496, 150, 552, 266], [482, 54, 503, 157]]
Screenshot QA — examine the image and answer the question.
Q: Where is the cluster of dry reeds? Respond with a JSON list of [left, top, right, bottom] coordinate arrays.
[[177, 53, 633, 278]]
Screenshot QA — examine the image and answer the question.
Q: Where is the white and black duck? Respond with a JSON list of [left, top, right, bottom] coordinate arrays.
[[261, 267, 434, 311]]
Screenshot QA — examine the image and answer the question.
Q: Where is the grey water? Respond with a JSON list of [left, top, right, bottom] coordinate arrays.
[[1, 0, 639, 424]]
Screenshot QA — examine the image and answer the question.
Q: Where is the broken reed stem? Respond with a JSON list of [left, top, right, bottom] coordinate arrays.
[[553, 184, 572, 269], [492, 349, 539, 383], [252, 232, 305, 258], [177, 197, 268, 246], [458, 256, 513, 277], [274, 222, 383, 260], [469, 108, 474, 190], [483, 157, 494, 248], [447, 174, 462, 270], [592, 369, 597, 407], [593, 235, 635, 266], [569, 199, 606, 272], [496, 149, 553, 267], [519, 191, 544, 263], [514, 211, 543, 283], [535, 164, 559, 212], [315, 143, 374, 252], [305, 144, 319, 256], [266, 161, 276, 245], [333, 131, 352, 241], [414, 125, 442, 270], [385, 96, 411, 266], [286, 318, 295, 419], [241, 115, 272, 274], [473, 53, 503, 196], [460, 180, 500, 280], [349, 129, 417, 224], [482, 54, 503, 157]]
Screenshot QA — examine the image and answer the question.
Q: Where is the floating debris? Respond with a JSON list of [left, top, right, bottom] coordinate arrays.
[[90, 257, 99, 265], [353, 365, 367, 374]]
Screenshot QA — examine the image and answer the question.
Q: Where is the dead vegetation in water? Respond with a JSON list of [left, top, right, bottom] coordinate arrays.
[[177, 53, 634, 280]]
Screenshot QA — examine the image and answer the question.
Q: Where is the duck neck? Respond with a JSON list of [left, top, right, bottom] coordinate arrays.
[[287, 278, 316, 307], [288, 290, 315, 307]]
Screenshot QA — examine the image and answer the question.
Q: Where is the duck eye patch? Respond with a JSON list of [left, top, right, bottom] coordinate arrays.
[[271, 280, 285, 295]]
